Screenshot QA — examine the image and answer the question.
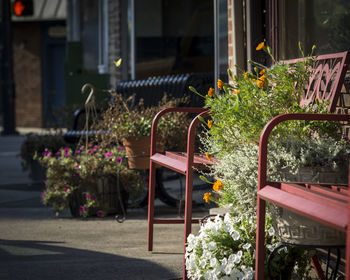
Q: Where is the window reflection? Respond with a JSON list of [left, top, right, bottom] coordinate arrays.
[[278, 0, 350, 59]]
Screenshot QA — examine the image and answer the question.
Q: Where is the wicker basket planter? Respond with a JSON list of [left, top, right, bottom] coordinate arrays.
[[69, 175, 128, 217]]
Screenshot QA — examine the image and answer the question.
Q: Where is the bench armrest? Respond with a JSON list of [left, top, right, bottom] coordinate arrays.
[[258, 113, 350, 189], [150, 107, 209, 157]]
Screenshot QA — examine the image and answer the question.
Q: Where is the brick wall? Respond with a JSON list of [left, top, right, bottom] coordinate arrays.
[[108, 0, 122, 88], [12, 22, 43, 127]]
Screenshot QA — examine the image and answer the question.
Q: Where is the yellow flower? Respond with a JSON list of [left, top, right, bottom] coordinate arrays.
[[207, 120, 213, 129], [233, 89, 240, 95], [207, 87, 214, 97], [244, 72, 249, 80], [213, 180, 224, 192], [259, 74, 266, 80], [205, 152, 212, 161], [203, 192, 212, 203], [259, 69, 266, 75], [251, 79, 256, 83], [256, 42, 265, 51], [217, 79, 224, 90]]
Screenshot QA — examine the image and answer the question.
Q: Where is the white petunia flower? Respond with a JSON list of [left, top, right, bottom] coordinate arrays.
[[231, 230, 240, 241], [210, 257, 218, 268], [268, 226, 275, 236], [242, 243, 251, 250], [208, 241, 217, 251]]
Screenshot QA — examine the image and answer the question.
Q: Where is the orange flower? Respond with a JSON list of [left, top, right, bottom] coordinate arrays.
[[256, 42, 265, 51], [213, 180, 224, 192], [205, 152, 212, 161], [217, 79, 224, 90], [203, 192, 212, 203], [251, 79, 256, 83], [257, 79, 265, 88], [259, 74, 266, 80], [207, 87, 214, 97], [207, 120, 213, 129], [259, 69, 266, 75], [233, 89, 240, 95]]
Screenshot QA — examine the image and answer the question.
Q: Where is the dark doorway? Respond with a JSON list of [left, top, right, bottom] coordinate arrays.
[[42, 22, 66, 127]]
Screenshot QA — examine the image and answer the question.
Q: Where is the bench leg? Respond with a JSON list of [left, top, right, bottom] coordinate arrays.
[[346, 211, 350, 280], [183, 168, 194, 280], [255, 197, 266, 280], [147, 162, 157, 251]]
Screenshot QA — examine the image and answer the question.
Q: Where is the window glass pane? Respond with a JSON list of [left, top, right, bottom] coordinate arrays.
[[134, 0, 214, 79], [81, 0, 98, 71], [278, 0, 350, 60]]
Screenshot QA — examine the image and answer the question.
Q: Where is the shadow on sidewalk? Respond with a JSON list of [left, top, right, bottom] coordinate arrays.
[[0, 239, 180, 280]]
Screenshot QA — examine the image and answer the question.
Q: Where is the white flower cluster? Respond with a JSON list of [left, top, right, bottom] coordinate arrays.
[[185, 214, 254, 280]]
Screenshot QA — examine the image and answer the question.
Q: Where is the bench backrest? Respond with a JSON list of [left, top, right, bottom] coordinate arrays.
[[285, 51, 349, 113]]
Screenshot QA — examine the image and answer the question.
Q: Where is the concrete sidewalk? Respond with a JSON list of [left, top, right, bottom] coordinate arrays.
[[0, 135, 209, 280]]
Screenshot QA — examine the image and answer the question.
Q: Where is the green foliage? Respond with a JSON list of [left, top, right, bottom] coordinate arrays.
[[95, 93, 192, 151]]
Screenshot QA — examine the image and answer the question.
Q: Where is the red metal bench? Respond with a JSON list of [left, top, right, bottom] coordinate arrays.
[[147, 107, 211, 279], [256, 51, 350, 279]]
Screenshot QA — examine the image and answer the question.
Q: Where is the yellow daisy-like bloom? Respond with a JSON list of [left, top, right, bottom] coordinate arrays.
[[207, 120, 213, 129], [213, 180, 224, 192], [203, 192, 212, 203], [233, 89, 240, 95], [217, 79, 224, 90], [259, 69, 266, 75], [207, 87, 214, 97], [256, 42, 265, 51], [251, 78, 256, 83], [259, 74, 266, 80], [205, 152, 212, 161], [244, 72, 249, 80]]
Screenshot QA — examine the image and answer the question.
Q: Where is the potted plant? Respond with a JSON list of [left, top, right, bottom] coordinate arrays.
[[35, 144, 144, 217], [186, 43, 349, 278], [95, 92, 191, 169], [20, 132, 67, 182]]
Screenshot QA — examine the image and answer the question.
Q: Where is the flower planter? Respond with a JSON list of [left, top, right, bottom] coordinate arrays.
[[69, 175, 128, 217], [270, 167, 347, 246], [123, 136, 163, 170]]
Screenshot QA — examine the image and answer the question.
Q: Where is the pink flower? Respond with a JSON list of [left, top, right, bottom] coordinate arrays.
[[63, 187, 69, 192], [104, 152, 113, 158], [47, 152, 52, 158], [64, 147, 69, 152], [41, 193, 46, 198], [55, 151, 61, 156], [86, 194, 91, 199], [92, 196, 97, 201], [65, 152, 70, 156], [88, 150, 93, 154], [116, 157, 122, 163], [94, 145, 98, 149], [75, 164, 80, 169], [97, 210, 103, 217], [75, 150, 81, 154], [42, 151, 48, 156], [122, 145, 125, 149], [117, 147, 122, 151], [44, 180, 47, 185]]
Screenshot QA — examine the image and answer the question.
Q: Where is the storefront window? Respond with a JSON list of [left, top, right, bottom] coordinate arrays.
[[278, 0, 350, 60], [133, 0, 214, 79]]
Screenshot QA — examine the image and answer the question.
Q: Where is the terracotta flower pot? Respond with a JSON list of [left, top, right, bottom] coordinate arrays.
[[122, 136, 163, 170]]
